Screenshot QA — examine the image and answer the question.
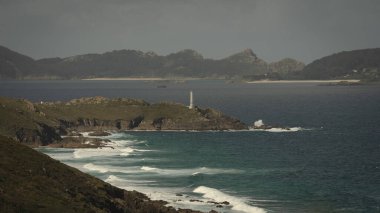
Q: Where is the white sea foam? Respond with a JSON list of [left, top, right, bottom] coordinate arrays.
[[250, 127, 305, 132], [105, 174, 264, 213], [83, 163, 110, 173], [79, 132, 91, 137], [83, 163, 139, 174], [105, 175, 156, 184], [105, 174, 124, 182], [72, 140, 152, 159], [104, 132, 128, 139], [139, 166, 241, 176], [194, 186, 266, 213], [105, 175, 184, 202], [73, 147, 132, 158], [141, 166, 157, 171], [254, 119, 264, 127], [264, 127, 303, 132]]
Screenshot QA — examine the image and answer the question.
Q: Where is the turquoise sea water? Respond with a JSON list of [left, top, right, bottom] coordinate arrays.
[[2, 80, 380, 212]]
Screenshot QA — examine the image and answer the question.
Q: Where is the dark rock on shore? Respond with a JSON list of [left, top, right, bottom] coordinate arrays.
[[318, 80, 363, 86], [88, 131, 111, 136], [15, 123, 61, 146], [48, 137, 111, 148]]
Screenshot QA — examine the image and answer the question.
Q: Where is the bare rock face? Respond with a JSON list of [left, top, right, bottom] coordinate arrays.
[[225, 48, 266, 65], [15, 123, 61, 146], [88, 131, 111, 136], [128, 115, 144, 129]]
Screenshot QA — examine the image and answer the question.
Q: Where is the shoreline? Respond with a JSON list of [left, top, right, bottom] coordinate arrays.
[[1, 78, 365, 83], [40, 131, 267, 213], [82, 77, 204, 81], [246, 79, 361, 83]]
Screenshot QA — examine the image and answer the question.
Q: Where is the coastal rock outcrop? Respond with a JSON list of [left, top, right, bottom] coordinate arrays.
[[15, 123, 61, 146]]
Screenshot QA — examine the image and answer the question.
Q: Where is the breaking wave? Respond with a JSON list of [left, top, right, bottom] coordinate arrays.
[[73, 147, 136, 158], [83, 163, 140, 173], [139, 166, 242, 176], [194, 186, 266, 213], [250, 127, 305, 132]]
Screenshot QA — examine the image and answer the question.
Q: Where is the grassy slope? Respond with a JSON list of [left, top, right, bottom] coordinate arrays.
[[0, 135, 201, 213], [37, 100, 201, 122], [0, 97, 55, 138]]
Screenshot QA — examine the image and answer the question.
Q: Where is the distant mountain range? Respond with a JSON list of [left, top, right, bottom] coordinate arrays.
[[0, 45, 379, 81]]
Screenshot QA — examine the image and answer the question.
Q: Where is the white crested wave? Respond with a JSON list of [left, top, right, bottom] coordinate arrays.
[[73, 139, 151, 159], [73, 147, 135, 158], [105, 175, 184, 202], [139, 166, 241, 176], [83, 163, 110, 173], [83, 163, 140, 174], [249, 127, 305, 132], [105, 174, 125, 182], [105, 175, 156, 184], [194, 186, 266, 213], [249, 119, 310, 133], [262, 127, 302, 132], [141, 166, 157, 171], [105, 175, 266, 213]]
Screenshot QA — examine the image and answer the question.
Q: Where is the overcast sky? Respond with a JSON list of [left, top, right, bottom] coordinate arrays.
[[1, 0, 379, 63]]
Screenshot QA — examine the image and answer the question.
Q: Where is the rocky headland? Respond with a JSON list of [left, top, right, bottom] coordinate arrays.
[[0, 96, 246, 146]]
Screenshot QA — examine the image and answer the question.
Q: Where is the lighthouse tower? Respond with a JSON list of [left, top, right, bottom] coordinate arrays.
[[189, 91, 194, 109]]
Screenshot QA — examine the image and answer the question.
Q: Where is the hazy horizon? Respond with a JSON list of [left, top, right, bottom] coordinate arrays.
[[1, 0, 380, 63]]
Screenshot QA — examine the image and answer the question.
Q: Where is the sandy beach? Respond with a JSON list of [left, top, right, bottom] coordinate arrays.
[[82, 77, 167, 81], [246, 79, 361, 83]]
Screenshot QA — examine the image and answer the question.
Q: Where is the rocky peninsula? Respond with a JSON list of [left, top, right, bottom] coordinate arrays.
[[0, 96, 246, 146]]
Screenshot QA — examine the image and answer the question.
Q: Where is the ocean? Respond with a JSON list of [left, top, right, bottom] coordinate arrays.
[[1, 80, 380, 212]]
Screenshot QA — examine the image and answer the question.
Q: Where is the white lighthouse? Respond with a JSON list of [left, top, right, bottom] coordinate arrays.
[[189, 91, 194, 109]]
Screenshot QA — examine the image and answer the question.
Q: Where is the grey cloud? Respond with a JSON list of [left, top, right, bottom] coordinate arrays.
[[0, 0, 379, 63]]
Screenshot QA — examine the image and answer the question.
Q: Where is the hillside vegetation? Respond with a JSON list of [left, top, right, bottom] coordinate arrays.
[[302, 48, 380, 81], [0, 135, 204, 213]]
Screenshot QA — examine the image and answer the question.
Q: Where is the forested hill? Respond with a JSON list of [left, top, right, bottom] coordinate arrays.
[[1, 45, 379, 81], [0, 45, 40, 79], [0, 45, 304, 80], [302, 48, 380, 81]]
